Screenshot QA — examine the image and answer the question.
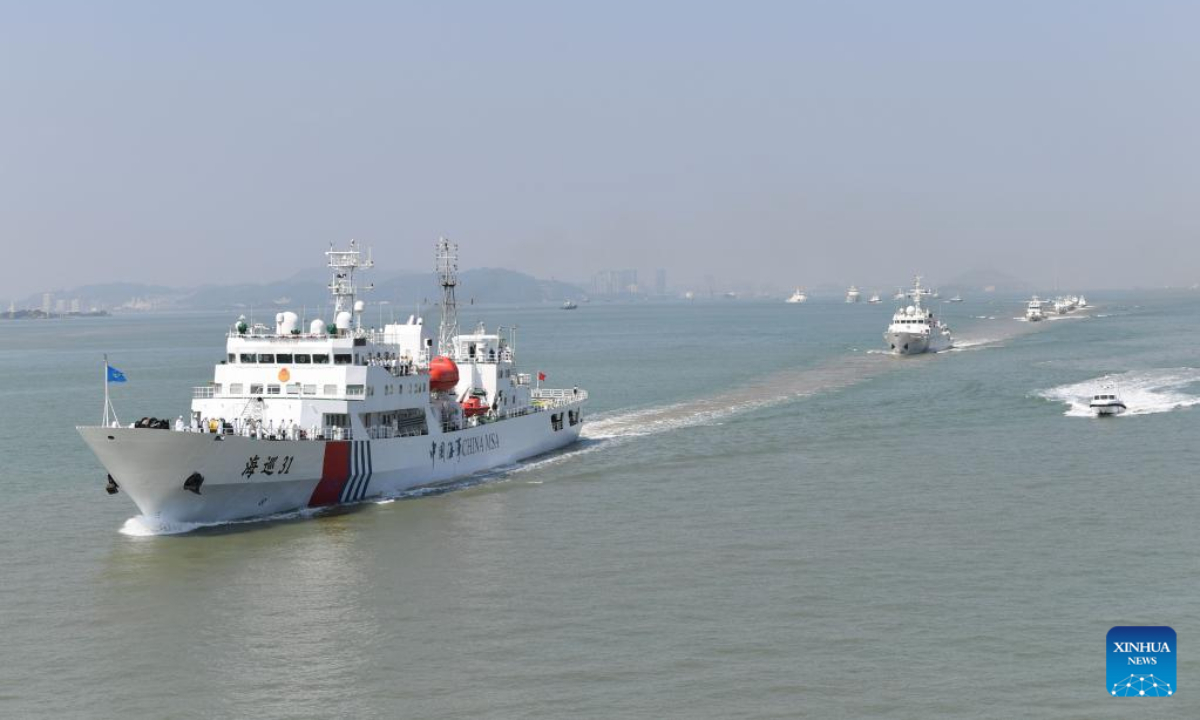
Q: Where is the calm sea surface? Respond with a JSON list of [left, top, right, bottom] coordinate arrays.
[[2, 293, 1199, 718]]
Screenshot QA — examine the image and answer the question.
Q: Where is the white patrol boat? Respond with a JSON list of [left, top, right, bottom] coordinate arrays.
[[846, 286, 861, 303], [786, 288, 808, 304], [78, 239, 587, 527], [1089, 384, 1126, 417], [883, 276, 953, 355]]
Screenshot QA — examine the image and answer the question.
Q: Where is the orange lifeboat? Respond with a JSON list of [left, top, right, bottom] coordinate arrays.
[[428, 356, 459, 392], [461, 395, 488, 417]]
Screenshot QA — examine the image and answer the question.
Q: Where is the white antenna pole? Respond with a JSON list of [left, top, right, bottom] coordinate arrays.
[[103, 354, 109, 425], [435, 237, 459, 357]]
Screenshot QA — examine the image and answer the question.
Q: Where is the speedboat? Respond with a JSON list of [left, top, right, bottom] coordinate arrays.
[[786, 288, 808, 304], [1090, 387, 1126, 416]]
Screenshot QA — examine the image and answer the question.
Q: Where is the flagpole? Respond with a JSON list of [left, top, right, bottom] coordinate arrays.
[[103, 354, 110, 426]]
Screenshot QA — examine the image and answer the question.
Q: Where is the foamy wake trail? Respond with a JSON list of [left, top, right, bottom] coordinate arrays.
[[1039, 369, 1200, 417], [583, 356, 890, 442], [120, 506, 326, 536], [947, 337, 1002, 351]]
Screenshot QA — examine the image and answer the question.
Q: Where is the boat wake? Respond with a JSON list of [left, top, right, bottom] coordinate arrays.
[[119, 506, 326, 536], [582, 355, 892, 442], [947, 337, 1002, 352], [1038, 369, 1200, 418]]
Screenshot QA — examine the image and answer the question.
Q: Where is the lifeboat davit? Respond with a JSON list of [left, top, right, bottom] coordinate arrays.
[[428, 356, 459, 392], [461, 395, 488, 417]]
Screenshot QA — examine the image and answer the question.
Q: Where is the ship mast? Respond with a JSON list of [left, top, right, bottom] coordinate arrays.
[[326, 240, 374, 328], [436, 237, 459, 356]]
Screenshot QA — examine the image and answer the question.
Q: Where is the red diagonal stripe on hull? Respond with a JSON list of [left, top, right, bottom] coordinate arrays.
[[307, 441, 350, 507]]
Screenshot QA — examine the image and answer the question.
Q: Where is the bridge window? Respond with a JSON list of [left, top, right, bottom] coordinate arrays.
[[323, 384, 337, 396], [250, 383, 264, 395], [267, 384, 281, 395], [302, 384, 316, 395], [334, 353, 352, 365], [258, 354, 275, 364], [276, 353, 293, 364], [295, 354, 311, 364], [240, 354, 256, 363], [227, 354, 235, 363], [287, 383, 301, 395], [229, 383, 243, 395], [312, 354, 330, 364], [347, 384, 365, 396]]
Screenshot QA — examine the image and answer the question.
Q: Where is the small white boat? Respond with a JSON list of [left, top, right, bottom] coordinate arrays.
[[846, 286, 861, 303], [786, 288, 808, 304], [948, 294, 963, 303], [1089, 386, 1126, 416], [867, 293, 881, 304], [561, 300, 578, 310]]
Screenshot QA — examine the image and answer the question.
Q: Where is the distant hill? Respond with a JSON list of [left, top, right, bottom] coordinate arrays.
[[20, 268, 586, 312]]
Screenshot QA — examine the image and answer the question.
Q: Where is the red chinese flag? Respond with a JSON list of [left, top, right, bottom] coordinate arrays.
[[538, 371, 546, 381]]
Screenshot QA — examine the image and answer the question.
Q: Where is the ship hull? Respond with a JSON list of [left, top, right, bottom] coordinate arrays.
[[79, 406, 584, 527], [884, 331, 952, 355]]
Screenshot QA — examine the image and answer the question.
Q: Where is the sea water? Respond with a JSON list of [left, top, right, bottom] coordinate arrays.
[[1, 293, 1199, 718]]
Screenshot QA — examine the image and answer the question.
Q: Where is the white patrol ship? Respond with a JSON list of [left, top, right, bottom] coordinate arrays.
[[78, 239, 587, 527], [883, 276, 953, 355]]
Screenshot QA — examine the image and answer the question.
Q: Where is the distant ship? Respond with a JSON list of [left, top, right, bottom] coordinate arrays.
[[786, 288, 808, 304], [78, 239, 588, 527], [867, 292, 881, 304], [846, 286, 861, 303], [1025, 296, 1045, 321], [948, 294, 963, 303], [883, 276, 953, 355], [561, 300, 578, 310]]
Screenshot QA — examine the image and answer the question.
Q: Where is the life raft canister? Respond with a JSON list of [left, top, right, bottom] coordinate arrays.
[[428, 356, 459, 392], [461, 395, 488, 417]]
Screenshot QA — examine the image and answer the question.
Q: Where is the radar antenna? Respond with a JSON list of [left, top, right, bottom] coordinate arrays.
[[326, 239, 374, 319], [436, 237, 459, 356]]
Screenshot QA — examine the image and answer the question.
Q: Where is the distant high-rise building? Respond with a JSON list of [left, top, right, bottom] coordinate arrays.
[[70, 298, 81, 313], [655, 268, 667, 296], [593, 269, 640, 296], [42, 293, 52, 315], [55, 298, 67, 314]]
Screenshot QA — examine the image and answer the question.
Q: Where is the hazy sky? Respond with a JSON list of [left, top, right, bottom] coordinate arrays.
[[2, 0, 1197, 297]]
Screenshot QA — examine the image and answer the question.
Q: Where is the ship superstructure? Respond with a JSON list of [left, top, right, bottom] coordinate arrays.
[[1025, 296, 1045, 321], [883, 276, 953, 355], [786, 288, 807, 304], [78, 240, 587, 527]]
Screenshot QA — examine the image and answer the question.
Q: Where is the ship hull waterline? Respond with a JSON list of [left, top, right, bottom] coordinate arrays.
[[883, 331, 952, 355], [79, 408, 584, 527]]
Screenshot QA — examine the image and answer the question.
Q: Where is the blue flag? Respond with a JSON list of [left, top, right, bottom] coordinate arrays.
[[107, 365, 127, 383]]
